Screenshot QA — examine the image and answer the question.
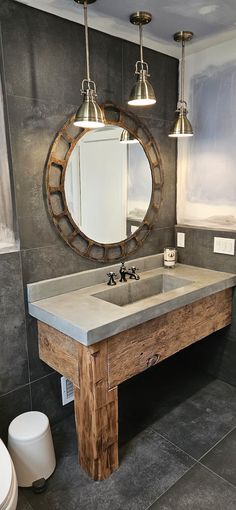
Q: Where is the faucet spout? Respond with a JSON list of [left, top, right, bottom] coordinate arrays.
[[119, 263, 140, 282]]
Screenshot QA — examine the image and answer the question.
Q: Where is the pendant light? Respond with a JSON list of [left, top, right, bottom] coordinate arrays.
[[120, 129, 139, 144], [128, 12, 156, 106], [74, 0, 104, 128], [169, 31, 194, 138]]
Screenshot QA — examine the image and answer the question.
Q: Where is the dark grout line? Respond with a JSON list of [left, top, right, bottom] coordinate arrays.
[[198, 423, 236, 463], [6, 91, 78, 108], [146, 457, 236, 510], [142, 427, 198, 510], [149, 426, 198, 463], [0, 382, 31, 399], [30, 371, 56, 386], [198, 461, 236, 491], [144, 463, 197, 510]]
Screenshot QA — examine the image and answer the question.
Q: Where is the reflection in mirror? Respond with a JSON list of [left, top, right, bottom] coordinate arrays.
[[65, 126, 152, 244]]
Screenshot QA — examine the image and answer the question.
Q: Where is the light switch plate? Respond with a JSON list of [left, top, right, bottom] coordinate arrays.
[[177, 232, 185, 248], [213, 237, 235, 255]]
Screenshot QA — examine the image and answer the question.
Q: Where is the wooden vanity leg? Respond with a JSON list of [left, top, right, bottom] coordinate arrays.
[[74, 340, 118, 480]]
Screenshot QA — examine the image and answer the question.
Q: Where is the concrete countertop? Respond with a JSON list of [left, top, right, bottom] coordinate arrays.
[[27, 254, 236, 346]]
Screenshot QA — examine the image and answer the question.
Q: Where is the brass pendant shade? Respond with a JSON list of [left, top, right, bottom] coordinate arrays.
[[128, 12, 156, 106], [169, 31, 193, 138], [169, 104, 193, 138], [120, 129, 139, 144], [128, 66, 156, 106], [74, 83, 104, 128], [73, 0, 104, 128]]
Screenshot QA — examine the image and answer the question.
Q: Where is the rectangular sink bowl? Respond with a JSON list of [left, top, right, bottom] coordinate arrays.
[[93, 274, 193, 307]]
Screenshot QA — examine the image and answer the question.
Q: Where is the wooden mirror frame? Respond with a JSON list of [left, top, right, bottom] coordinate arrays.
[[46, 103, 163, 263]]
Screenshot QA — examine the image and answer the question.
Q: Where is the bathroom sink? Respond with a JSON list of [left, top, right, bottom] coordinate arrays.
[[93, 274, 193, 307]]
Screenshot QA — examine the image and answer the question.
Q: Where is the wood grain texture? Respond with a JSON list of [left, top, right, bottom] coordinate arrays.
[[74, 341, 118, 480], [107, 289, 232, 388], [37, 288, 232, 480], [38, 321, 81, 387]]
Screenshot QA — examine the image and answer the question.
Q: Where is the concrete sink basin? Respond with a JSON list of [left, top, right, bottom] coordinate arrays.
[[93, 274, 193, 307]]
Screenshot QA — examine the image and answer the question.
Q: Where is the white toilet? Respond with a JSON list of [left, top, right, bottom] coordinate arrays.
[[0, 439, 18, 510]]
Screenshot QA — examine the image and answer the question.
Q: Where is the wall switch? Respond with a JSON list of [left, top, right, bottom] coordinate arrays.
[[213, 237, 235, 255], [177, 232, 185, 248]]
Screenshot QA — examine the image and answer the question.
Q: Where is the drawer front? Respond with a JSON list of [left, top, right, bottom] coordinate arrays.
[[108, 288, 232, 388]]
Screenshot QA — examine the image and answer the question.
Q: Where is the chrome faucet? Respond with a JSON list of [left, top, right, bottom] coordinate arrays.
[[119, 262, 140, 282], [107, 272, 117, 286]]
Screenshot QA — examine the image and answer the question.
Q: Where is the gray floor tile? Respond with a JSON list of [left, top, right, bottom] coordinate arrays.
[[201, 427, 236, 487], [17, 491, 34, 510], [151, 377, 236, 459], [20, 422, 194, 510], [149, 463, 236, 510], [118, 355, 212, 446]]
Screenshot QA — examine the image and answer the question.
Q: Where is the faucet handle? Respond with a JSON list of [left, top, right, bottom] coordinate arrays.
[[107, 272, 117, 286], [128, 266, 140, 280], [129, 266, 139, 273]]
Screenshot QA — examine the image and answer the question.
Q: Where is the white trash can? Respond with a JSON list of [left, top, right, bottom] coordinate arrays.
[[8, 411, 56, 487]]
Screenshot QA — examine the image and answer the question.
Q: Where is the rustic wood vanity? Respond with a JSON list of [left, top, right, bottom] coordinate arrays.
[[27, 255, 236, 481]]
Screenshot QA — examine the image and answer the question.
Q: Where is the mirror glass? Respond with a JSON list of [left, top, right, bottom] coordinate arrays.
[[64, 126, 152, 244]]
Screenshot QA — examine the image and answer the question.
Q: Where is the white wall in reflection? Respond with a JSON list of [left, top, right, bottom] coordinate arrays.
[[65, 126, 151, 244]]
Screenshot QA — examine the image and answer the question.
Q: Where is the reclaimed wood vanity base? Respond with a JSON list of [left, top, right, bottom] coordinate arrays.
[[38, 288, 232, 480]]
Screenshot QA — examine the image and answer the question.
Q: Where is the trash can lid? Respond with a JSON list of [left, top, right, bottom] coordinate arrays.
[[8, 411, 49, 442]]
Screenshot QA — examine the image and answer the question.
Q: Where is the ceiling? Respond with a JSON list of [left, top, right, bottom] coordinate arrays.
[[16, 0, 236, 57]]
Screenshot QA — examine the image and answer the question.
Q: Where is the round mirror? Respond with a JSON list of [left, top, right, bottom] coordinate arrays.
[[46, 103, 163, 262], [64, 126, 152, 244]]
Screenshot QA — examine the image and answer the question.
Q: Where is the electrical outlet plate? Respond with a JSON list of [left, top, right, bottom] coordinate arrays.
[[177, 232, 185, 248], [213, 237, 235, 256], [61, 376, 74, 406]]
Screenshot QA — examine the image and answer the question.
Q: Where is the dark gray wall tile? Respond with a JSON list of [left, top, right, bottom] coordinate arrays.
[[189, 333, 236, 388], [31, 372, 73, 425], [0, 384, 31, 443], [21, 243, 102, 285], [1, 2, 123, 106], [7, 96, 77, 249], [89, 30, 123, 105], [176, 226, 236, 273], [1, 2, 85, 104], [0, 311, 28, 395], [26, 314, 53, 382], [0, 251, 24, 316]]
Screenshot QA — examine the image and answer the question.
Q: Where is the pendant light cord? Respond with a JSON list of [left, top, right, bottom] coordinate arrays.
[[139, 23, 144, 63], [84, 0, 91, 82], [180, 39, 185, 104]]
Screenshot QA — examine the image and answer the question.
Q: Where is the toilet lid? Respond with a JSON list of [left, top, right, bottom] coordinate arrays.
[[0, 439, 13, 508]]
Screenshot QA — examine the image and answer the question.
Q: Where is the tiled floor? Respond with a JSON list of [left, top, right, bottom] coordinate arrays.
[[17, 359, 236, 509]]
